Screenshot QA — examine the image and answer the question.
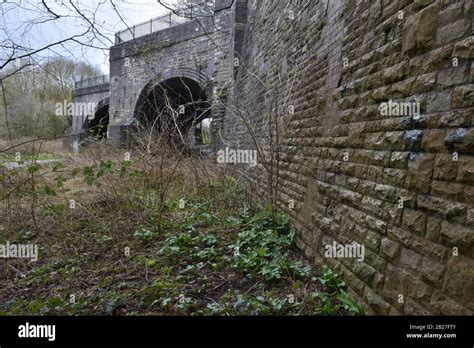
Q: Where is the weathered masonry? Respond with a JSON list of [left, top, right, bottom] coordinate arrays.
[[71, 75, 110, 147], [72, 0, 473, 314], [224, 0, 473, 314], [73, 0, 246, 147]]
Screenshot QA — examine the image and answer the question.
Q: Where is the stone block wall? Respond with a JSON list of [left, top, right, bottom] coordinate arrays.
[[225, 0, 473, 314]]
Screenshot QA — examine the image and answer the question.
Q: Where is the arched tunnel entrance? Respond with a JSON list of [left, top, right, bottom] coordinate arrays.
[[84, 98, 109, 139], [133, 77, 211, 148]]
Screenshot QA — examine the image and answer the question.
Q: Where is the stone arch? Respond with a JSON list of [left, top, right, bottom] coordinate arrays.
[[133, 69, 212, 147], [83, 97, 109, 139]]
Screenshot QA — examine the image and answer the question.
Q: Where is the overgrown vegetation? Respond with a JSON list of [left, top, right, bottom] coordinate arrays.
[[0, 57, 101, 140], [0, 143, 363, 315]]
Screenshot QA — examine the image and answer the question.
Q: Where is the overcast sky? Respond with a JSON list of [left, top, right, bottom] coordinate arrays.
[[1, 0, 179, 74]]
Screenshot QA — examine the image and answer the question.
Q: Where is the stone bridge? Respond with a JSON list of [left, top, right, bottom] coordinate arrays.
[[72, 0, 247, 149], [71, 75, 110, 147]]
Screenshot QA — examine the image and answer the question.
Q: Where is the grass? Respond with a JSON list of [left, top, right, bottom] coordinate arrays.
[[0, 144, 364, 315], [0, 138, 67, 166], [0, 152, 60, 163]]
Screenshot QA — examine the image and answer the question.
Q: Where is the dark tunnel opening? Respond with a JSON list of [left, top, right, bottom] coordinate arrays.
[[84, 103, 109, 139], [134, 77, 211, 148]]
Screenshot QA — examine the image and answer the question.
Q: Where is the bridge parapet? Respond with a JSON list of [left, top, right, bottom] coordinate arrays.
[[74, 75, 110, 98], [75, 75, 109, 89], [115, 13, 189, 44]]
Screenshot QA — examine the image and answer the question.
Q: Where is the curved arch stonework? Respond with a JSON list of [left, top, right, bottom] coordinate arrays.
[[134, 72, 210, 115], [108, 69, 213, 146], [133, 69, 212, 119], [151, 68, 212, 91], [132, 74, 212, 148], [94, 97, 109, 115], [106, 3, 235, 147]]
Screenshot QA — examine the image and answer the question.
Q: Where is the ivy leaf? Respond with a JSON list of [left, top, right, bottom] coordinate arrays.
[[27, 164, 40, 174], [55, 176, 64, 188], [119, 160, 132, 177], [43, 185, 57, 196], [52, 163, 63, 172]]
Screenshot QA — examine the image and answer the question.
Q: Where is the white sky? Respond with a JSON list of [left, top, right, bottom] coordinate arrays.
[[1, 0, 179, 74]]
